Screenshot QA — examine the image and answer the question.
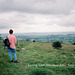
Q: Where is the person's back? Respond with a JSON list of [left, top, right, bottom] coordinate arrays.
[[7, 34, 17, 49], [7, 29, 18, 63]]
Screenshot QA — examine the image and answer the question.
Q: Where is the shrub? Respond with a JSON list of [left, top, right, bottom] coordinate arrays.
[[33, 40, 35, 42], [52, 41, 62, 49], [72, 42, 75, 45], [26, 39, 30, 42]]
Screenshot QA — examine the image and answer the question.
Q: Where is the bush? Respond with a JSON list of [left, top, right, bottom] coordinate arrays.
[[33, 40, 35, 42], [52, 41, 62, 49], [26, 39, 30, 42], [72, 42, 75, 45]]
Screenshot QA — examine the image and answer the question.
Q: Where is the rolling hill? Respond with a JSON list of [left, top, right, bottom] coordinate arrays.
[[0, 39, 75, 75]]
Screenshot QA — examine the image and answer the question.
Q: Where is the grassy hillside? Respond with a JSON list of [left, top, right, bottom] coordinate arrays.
[[0, 40, 75, 75]]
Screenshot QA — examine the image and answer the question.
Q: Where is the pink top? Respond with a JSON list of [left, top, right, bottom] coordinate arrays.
[[7, 34, 17, 49]]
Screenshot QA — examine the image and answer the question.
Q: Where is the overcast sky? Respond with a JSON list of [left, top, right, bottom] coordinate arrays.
[[0, 0, 75, 33]]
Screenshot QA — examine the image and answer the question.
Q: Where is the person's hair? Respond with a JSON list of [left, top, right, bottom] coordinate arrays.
[[9, 29, 13, 34]]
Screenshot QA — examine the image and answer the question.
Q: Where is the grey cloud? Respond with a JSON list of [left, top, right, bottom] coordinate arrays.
[[0, 0, 75, 15], [0, 24, 10, 29], [58, 14, 75, 27]]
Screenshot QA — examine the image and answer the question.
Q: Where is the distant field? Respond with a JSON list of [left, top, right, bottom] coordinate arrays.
[[0, 39, 75, 75], [1, 32, 75, 44]]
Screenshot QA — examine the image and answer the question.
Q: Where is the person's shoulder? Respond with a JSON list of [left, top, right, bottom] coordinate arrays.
[[7, 35, 10, 37], [7, 34, 16, 38], [12, 35, 16, 38]]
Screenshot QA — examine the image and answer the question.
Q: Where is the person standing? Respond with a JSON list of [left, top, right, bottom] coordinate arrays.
[[7, 29, 18, 63]]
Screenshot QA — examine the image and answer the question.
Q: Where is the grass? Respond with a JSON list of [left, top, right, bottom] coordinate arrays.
[[0, 39, 75, 75]]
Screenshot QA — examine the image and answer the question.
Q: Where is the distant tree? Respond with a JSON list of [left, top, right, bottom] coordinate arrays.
[[52, 41, 62, 49], [33, 39, 35, 42], [26, 39, 30, 42], [0, 37, 2, 39], [0, 34, 2, 39]]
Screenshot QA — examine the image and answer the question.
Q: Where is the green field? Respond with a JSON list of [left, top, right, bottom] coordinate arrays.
[[0, 39, 75, 75]]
